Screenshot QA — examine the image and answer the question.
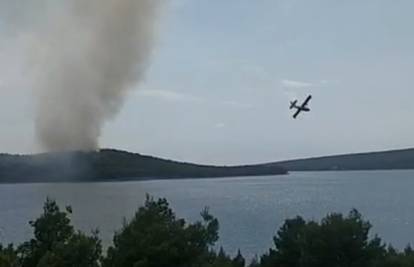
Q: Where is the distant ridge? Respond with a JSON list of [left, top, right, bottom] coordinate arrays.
[[3, 147, 414, 183], [0, 149, 287, 183], [275, 148, 414, 171]]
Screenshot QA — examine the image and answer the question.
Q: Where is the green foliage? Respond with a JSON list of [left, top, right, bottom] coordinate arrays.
[[232, 250, 246, 267], [4, 196, 414, 267], [258, 209, 386, 267], [103, 195, 220, 267], [0, 244, 18, 267], [201, 247, 246, 267], [278, 148, 414, 171], [17, 198, 102, 267], [0, 150, 287, 183]]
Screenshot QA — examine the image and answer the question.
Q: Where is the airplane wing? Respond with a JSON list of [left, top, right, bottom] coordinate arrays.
[[293, 109, 301, 119], [302, 95, 312, 107]]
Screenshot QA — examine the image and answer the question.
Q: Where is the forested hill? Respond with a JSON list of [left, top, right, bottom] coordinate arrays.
[[275, 148, 414, 171], [0, 149, 287, 183]]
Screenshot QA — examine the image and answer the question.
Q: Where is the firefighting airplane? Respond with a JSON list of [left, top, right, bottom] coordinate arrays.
[[290, 95, 312, 119]]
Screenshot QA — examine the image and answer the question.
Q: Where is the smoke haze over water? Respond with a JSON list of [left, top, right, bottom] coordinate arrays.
[[31, 0, 161, 151]]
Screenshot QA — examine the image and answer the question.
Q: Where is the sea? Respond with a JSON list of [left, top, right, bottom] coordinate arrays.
[[1, 170, 414, 260]]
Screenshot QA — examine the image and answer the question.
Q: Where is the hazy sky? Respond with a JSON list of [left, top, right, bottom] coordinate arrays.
[[1, 0, 414, 164]]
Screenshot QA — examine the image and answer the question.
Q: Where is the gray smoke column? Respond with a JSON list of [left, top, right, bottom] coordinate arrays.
[[32, 0, 161, 151]]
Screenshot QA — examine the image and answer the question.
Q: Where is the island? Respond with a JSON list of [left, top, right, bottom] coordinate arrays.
[[3, 147, 414, 183], [0, 149, 287, 183], [276, 148, 414, 171]]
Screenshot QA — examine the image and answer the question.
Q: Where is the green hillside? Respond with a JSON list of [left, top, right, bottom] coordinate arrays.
[[0, 149, 287, 183], [276, 148, 414, 171]]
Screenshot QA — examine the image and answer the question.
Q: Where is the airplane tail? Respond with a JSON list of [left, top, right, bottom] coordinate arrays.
[[290, 100, 297, 109]]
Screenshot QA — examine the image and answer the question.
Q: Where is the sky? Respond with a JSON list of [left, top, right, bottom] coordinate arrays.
[[1, 0, 414, 165]]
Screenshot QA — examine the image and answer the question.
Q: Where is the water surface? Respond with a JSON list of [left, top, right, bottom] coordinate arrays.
[[1, 170, 414, 259]]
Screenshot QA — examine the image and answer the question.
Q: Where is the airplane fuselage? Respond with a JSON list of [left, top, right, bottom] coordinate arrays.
[[290, 95, 312, 119], [291, 104, 310, 112]]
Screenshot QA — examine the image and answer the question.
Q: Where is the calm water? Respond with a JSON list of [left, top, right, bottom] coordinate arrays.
[[1, 170, 414, 259]]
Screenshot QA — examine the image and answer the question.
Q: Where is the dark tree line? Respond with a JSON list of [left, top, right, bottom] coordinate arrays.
[[1, 196, 414, 267], [0, 150, 287, 183]]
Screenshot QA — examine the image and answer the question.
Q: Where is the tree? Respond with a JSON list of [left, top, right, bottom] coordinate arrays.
[[0, 244, 18, 267], [207, 247, 234, 267], [260, 216, 309, 267], [258, 210, 386, 267], [18, 198, 102, 267], [9, 197, 414, 267], [103, 195, 219, 267], [232, 249, 245, 267]]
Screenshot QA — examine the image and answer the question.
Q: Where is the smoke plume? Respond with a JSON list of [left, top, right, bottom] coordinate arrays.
[[31, 0, 161, 151]]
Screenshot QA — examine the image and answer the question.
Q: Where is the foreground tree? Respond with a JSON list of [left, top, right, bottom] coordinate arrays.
[[258, 209, 385, 267], [104, 195, 220, 267], [7, 197, 414, 267], [207, 248, 246, 267], [17, 198, 102, 267], [0, 244, 18, 267]]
